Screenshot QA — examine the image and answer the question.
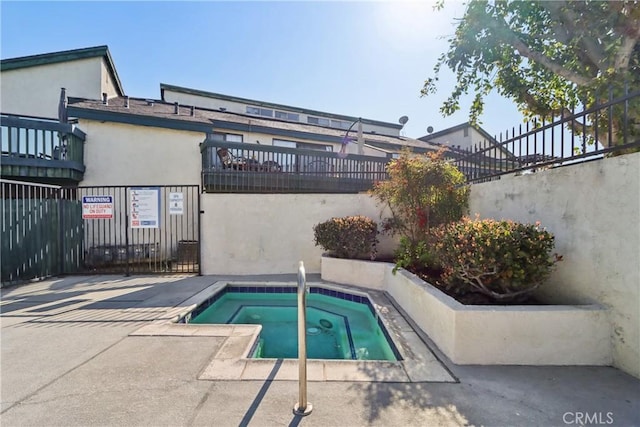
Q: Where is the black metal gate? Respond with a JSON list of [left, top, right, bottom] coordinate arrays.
[[2, 181, 200, 286], [72, 185, 200, 275]]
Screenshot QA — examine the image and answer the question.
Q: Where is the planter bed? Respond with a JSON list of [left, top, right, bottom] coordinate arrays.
[[321, 255, 612, 366]]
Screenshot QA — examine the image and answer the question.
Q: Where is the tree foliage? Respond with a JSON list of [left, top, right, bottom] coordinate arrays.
[[423, 0, 640, 146]]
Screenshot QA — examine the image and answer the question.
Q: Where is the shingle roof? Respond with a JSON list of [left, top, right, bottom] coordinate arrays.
[[418, 121, 497, 143], [67, 96, 441, 152], [160, 83, 403, 130], [1, 45, 125, 96]]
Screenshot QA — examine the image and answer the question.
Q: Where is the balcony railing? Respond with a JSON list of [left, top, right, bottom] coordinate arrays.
[[1, 115, 86, 183], [200, 139, 390, 193]]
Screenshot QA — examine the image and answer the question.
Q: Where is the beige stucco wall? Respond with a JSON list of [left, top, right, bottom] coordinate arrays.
[[100, 58, 121, 99], [200, 194, 394, 275], [469, 151, 640, 377], [0, 57, 104, 118], [79, 120, 204, 186]]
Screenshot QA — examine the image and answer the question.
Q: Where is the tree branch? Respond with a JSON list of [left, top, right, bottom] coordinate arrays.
[[542, 1, 608, 71], [484, 14, 596, 87], [614, 31, 640, 71]]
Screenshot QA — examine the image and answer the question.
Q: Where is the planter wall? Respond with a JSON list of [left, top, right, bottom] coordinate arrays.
[[321, 255, 612, 366]]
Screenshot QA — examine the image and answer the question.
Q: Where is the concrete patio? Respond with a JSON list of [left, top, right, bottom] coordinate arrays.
[[1, 275, 638, 427]]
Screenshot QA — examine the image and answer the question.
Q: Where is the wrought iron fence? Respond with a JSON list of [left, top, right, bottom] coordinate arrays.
[[449, 88, 640, 183], [200, 139, 390, 193]]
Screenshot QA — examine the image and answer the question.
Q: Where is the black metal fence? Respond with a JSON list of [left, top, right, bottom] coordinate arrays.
[[449, 88, 640, 183], [200, 139, 390, 193], [78, 185, 200, 275], [1, 180, 200, 287]]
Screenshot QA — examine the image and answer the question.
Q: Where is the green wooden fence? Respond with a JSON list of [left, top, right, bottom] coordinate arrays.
[[1, 181, 83, 287]]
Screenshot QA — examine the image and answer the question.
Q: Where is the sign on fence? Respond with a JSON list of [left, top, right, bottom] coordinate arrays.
[[82, 195, 114, 219], [130, 187, 160, 228], [169, 192, 184, 215]]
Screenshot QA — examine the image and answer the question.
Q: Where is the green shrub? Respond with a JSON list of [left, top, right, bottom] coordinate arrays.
[[313, 216, 379, 259], [431, 218, 561, 302], [393, 237, 436, 272]]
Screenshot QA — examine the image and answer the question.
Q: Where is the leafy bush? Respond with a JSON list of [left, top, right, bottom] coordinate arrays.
[[313, 216, 378, 260], [371, 149, 468, 267], [393, 237, 436, 272], [430, 218, 561, 302]]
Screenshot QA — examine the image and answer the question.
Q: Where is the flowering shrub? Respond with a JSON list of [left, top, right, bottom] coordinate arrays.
[[313, 216, 378, 259], [431, 218, 561, 302], [372, 149, 467, 243]]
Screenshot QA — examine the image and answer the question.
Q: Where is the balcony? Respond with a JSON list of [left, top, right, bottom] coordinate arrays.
[[201, 139, 390, 193], [1, 115, 86, 184]]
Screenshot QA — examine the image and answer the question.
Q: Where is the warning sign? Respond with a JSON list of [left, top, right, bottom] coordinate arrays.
[[82, 196, 114, 219]]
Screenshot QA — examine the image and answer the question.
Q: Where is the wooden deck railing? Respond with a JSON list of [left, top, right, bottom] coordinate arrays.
[[1, 115, 86, 183]]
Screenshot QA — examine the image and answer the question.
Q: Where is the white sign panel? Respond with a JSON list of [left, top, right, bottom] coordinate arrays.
[[82, 195, 113, 219], [169, 192, 184, 215], [130, 187, 160, 229]]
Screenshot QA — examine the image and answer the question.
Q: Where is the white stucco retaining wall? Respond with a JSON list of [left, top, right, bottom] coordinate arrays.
[[200, 194, 395, 275], [321, 256, 611, 366], [469, 152, 640, 377]]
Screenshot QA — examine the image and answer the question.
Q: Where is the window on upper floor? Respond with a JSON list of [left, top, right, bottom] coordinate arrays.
[[246, 106, 273, 117], [275, 111, 300, 121], [210, 132, 243, 143], [331, 119, 351, 130], [307, 116, 331, 127]]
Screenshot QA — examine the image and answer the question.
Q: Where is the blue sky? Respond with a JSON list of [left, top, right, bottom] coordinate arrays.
[[1, 1, 525, 139]]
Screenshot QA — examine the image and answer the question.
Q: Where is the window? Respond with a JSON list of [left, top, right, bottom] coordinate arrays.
[[273, 139, 332, 152], [246, 106, 273, 117], [272, 139, 333, 172], [308, 116, 330, 127], [331, 119, 351, 130], [275, 111, 300, 121], [210, 132, 243, 143], [463, 127, 469, 137]]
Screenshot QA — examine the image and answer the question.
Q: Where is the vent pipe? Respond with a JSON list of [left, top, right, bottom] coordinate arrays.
[[190, 106, 195, 117], [124, 96, 130, 108], [174, 102, 179, 115], [102, 93, 108, 105]]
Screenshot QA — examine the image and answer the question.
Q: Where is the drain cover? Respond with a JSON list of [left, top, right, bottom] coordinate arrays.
[[307, 327, 320, 335], [319, 319, 333, 329]]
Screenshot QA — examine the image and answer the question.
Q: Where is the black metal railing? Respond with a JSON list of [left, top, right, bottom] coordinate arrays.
[[0, 115, 86, 183], [200, 139, 390, 193], [449, 88, 640, 183]]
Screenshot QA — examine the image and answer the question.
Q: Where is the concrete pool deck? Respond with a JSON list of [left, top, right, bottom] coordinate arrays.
[[1, 274, 639, 426]]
